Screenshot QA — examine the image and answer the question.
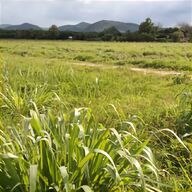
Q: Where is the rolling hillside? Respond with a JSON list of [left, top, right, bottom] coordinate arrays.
[[6, 23, 41, 30], [59, 20, 139, 32], [84, 20, 139, 32], [59, 22, 90, 32], [2, 20, 139, 32]]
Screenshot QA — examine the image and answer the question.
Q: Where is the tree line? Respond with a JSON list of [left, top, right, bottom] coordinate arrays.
[[0, 18, 191, 42]]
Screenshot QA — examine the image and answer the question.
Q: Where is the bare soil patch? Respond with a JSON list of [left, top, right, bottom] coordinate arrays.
[[72, 62, 183, 76], [130, 67, 182, 76]]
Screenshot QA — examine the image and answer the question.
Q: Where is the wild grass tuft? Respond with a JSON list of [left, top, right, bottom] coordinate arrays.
[[0, 104, 164, 191]]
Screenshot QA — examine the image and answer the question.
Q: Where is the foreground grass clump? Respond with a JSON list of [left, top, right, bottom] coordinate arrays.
[[0, 106, 162, 192]]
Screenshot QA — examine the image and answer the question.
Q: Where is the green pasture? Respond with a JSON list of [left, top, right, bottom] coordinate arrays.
[[0, 40, 192, 191]]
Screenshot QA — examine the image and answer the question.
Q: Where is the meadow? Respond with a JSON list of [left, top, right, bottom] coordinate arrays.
[[0, 40, 192, 191]]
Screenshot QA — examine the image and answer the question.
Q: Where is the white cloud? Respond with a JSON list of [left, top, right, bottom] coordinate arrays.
[[1, 0, 189, 1], [1, 0, 60, 1], [1, 0, 191, 26], [78, 0, 188, 2]]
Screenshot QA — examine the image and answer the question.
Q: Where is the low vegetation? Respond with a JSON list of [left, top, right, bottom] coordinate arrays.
[[0, 40, 192, 191]]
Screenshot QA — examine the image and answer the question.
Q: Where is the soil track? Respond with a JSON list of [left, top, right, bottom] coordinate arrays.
[[130, 67, 181, 76], [72, 62, 182, 76]]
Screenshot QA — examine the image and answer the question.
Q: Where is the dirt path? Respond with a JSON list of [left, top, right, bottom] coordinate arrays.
[[72, 62, 120, 69], [130, 67, 182, 76], [72, 62, 182, 76]]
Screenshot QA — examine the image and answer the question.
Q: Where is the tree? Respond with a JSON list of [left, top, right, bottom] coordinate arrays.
[[139, 18, 154, 34], [101, 34, 112, 41], [101, 26, 121, 41], [48, 25, 60, 39], [178, 23, 192, 40], [172, 30, 184, 42], [103, 26, 121, 36]]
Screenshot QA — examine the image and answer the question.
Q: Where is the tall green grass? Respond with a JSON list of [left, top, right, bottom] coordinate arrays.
[[0, 83, 191, 191], [0, 101, 163, 191]]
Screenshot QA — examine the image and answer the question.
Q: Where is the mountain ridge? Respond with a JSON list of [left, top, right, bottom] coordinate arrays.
[[5, 23, 41, 30], [1, 20, 139, 32], [0, 24, 11, 29], [59, 20, 139, 32], [59, 22, 90, 32], [84, 20, 139, 32]]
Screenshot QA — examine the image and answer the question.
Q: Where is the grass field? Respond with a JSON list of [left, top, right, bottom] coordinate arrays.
[[0, 40, 192, 191]]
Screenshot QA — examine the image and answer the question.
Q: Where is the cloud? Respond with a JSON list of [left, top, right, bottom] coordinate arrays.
[[1, 0, 191, 27], [77, 0, 188, 3], [1, 0, 188, 1]]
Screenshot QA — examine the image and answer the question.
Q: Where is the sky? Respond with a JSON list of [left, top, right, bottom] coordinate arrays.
[[0, 0, 191, 27]]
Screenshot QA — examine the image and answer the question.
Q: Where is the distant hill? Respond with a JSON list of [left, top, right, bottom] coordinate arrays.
[[85, 20, 139, 33], [0, 24, 11, 29], [2, 20, 139, 32], [59, 20, 139, 33], [6, 23, 41, 30], [59, 22, 90, 32]]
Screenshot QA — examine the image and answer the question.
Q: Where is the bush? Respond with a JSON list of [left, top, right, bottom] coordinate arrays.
[[74, 55, 93, 62], [172, 75, 191, 85]]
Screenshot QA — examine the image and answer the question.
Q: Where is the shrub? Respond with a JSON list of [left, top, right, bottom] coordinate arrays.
[[172, 75, 191, 85], [74, 55, 93, 62]]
